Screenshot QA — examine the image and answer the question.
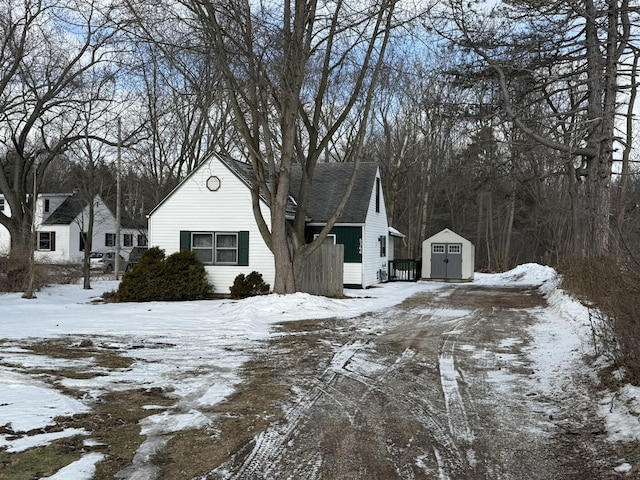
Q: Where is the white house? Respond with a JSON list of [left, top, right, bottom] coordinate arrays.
[[148, 154, 391, 292], [421, 228, 475, 282], [0, 192, 147, 263]]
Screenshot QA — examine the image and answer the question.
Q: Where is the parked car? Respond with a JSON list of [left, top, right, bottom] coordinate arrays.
[[126, 246, 148, 271], [90, 250, 128, 273]]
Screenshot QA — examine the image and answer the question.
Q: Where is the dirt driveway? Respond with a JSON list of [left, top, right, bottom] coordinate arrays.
[[153, 284, 637, 479]]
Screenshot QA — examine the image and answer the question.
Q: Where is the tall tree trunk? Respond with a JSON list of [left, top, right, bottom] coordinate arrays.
[[501, 190, 516, 270]]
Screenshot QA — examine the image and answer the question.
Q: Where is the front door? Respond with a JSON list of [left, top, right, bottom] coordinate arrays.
[[431, 243, 462, 279]]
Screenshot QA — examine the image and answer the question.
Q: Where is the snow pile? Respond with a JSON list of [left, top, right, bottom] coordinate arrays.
[[600, 384, 640, 442], [0, 264, 639, 479], [474, 263, 557, 287]]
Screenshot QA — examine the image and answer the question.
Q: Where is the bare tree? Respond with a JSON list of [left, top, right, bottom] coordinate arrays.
[[434, 0, 637, 259], [162, 0, 400, 293], [0, 0, 127, 271]]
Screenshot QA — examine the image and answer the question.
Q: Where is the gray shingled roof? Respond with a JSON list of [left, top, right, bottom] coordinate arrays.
[[220, 158, 378, 224], [289, 162, 378, 224], [41, 195, 88, 225]]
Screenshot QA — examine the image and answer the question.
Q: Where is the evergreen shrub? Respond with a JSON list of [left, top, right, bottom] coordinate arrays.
[[230, 271, 270, 299], [117, 247, 212, 302]]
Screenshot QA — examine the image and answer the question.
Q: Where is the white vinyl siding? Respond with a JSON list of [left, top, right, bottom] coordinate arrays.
[[149, 155, 275, 293], [361, 168, 389, 287]]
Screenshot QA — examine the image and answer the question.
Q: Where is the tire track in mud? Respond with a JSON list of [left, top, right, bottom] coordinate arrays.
[[197, 285, 627, 479], [209, 317, 472, 479]]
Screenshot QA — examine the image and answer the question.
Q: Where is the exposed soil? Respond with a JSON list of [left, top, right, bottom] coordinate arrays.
[[3, 284, 639, 479], [165, 284, 639, 479]]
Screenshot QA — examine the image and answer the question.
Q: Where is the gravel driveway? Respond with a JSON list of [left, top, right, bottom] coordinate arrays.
[[183, 284, 638, 480]]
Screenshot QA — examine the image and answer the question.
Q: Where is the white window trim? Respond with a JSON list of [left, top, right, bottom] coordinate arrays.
[[215, 232, 238, 265], [38, 232, 53, 251], [313, 233, 337, 245], [191, 232, 239, 266]]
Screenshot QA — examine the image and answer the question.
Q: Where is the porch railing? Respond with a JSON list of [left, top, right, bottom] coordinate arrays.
[[388, 259, 422, 282]]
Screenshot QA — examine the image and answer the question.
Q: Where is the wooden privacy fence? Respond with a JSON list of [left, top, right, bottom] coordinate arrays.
[[300, 243, 344, 297]]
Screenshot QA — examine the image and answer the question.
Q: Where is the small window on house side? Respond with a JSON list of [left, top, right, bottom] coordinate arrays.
[[105, 233, 116, 247], [137, 234, 148, 246], [379, 235, 386, 257], [0, 198, 5, 211], [44, 199, 50, 213], [375, 178, 380, 213], [123, 234, 133, 247], [38, 232, 55, 251]]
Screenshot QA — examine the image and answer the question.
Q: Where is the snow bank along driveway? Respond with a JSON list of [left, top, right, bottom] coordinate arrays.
[[0, 264, 639, 479]]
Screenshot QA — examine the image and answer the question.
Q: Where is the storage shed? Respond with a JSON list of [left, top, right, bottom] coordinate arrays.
[[421, 228, 474, 282]]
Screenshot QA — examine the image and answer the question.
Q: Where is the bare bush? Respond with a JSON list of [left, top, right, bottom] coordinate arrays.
[[558, 257, 640, 385], [0, 257, 82, 293]]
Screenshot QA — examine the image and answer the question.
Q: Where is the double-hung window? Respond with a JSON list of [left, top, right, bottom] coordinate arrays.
[[123, 234, 133, 247], [181, 231, 249, 266], [215, 233, 238, 264], [192, 233, 214, 264], [105, 233, 116, 247], [38, 232, 56, 251]]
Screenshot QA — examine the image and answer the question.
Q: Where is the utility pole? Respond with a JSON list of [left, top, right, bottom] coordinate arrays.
[[22, 160, 38, 298], [115, 118, 122, 279]]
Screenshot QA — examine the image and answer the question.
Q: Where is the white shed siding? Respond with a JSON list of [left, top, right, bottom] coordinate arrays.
[[421, 228, 474, 281], [149, 157, 275, 294], [361, 169, 389, 288]]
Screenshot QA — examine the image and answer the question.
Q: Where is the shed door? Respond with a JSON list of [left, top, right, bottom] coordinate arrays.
[[447, 244, 462, 279], [431, 243, 462, 279]]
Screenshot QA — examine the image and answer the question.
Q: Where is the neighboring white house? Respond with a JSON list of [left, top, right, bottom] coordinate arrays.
[[148, 154, 391, 292], [0, 192, 147, 263], [421, 228, 475, 282]]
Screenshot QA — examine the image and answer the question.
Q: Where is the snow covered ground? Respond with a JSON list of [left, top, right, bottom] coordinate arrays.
[[0, 264, 639, 479]]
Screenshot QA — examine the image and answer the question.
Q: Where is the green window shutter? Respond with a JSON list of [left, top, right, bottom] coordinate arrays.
[[179, 231, 191, 251], [238, 231, 249, 266]]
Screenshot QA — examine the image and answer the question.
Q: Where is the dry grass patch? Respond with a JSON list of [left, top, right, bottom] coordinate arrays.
[[0, 388, 175, 480], [155, 320, 337, 478], [26, 338, 134, 370]]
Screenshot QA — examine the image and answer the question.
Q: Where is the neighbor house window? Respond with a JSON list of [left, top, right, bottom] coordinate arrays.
[[123, 234, 133, 247], [180, 230, 249, 266], [105, 233, 116, 247], [137, 234, 147, 246], [44, 199, 50, 213], [375, 178, 381, 213], [379, 235, 386, 257], [38, 232, 56, 251]]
